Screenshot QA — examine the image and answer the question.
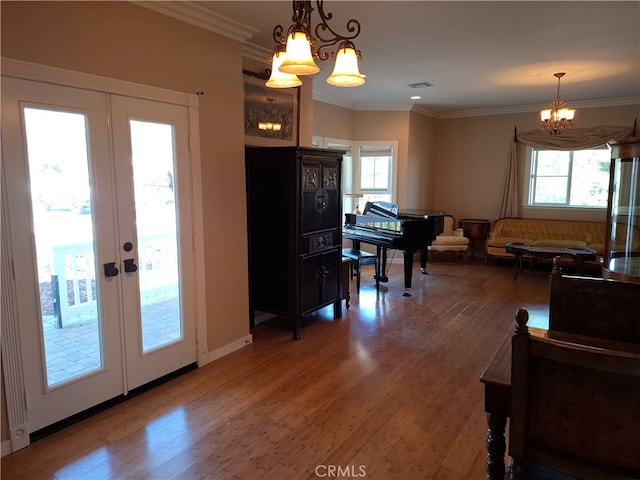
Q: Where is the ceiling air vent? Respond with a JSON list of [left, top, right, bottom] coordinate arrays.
[[408, 82, 433, 88]]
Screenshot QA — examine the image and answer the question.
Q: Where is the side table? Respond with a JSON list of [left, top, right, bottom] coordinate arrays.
[[459, 218, 490, 260]]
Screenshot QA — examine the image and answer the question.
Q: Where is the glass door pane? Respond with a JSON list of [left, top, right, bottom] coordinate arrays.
[[129, 120, 182, 352], [23, 107, 101, 387]]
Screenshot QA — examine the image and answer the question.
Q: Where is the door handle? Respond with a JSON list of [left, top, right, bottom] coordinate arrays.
[[103, 262, 119, 277], [124, 258, 138, 273]]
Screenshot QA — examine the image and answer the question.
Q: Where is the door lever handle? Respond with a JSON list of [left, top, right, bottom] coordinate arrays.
[[124, 258, 138, 273], [103, 262, 119, 277]]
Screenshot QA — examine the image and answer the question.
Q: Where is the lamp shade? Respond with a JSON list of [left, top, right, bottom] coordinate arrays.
[[279, 31, 320, 75], [540, 109, 552, 121], [326, 43, 366, 87], [265, 50, 302, 88], [557, 108, 576, 120], [540, 107, 576, 122]]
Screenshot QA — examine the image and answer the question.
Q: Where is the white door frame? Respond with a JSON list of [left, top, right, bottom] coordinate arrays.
[[0, 57, 208, 453]]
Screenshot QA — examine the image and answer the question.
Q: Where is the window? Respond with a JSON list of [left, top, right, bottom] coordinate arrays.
[[313, 137, 397, 214], [358, 144, 394, 205], [527, 147, 611, 208]]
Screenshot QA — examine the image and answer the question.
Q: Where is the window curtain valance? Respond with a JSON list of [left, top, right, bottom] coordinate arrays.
[[498, 122, 636, 219], [516, 124, 635, 151]]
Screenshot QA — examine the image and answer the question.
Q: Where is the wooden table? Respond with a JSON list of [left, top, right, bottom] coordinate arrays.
[[505, 243, 597, 279], [479, 327, 546, 480], [459, 218, 490, 260], [480, 334, 512, 480]]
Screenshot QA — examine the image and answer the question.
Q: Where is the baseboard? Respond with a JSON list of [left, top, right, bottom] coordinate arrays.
[[205, 334, 253, 363], [2, 439, 12, 458]]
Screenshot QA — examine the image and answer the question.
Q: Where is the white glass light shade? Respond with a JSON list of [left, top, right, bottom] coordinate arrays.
[[540, 107, 576, 122], [265, 51, 302, 88], [557, 108, 575, 120], [326, 44, 366, 87], [279, 31, 320, 75]]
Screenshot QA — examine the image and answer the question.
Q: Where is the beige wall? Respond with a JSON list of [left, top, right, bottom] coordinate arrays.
[[435, 105, 639, 223], [314, 107, 413, 207], [408, 111, 438, 209], [312, 102, 355, 140], [313, 100, 639, 223]]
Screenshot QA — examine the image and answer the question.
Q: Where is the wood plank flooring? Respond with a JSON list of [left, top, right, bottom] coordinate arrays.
[[1, 260, 556, 480]]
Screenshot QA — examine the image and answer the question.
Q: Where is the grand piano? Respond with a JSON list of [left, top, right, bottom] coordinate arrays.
[[343, 201, 447, 296]]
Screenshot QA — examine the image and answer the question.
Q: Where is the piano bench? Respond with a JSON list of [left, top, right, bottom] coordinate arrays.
[[342, 248, 380, 294]]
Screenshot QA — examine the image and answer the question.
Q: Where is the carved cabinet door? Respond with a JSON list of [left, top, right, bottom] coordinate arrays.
[[301, 156, 341, 233], [300, 250, 341, 313]]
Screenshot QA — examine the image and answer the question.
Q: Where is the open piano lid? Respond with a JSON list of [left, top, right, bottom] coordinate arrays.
[[345, 201, 402, 233]]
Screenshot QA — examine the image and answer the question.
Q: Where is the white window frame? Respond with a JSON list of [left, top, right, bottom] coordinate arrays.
[[312, 136, 398, 213], [525, 145, 611, 209], [355, 141, 397, 205]]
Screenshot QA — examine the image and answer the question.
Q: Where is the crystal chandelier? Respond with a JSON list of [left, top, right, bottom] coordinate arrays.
[[266, 1, 365, 89], [540, 72, 576, 135]]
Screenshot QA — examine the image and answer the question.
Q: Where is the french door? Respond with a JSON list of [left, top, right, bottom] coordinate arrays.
[[2, 77, 197, 433]]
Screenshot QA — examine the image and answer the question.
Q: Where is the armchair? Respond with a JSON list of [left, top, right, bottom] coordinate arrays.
[[427, 215, 470, 263]]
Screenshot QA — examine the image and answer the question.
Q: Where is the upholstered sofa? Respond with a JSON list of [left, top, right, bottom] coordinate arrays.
[[486, 218, 607, 266]]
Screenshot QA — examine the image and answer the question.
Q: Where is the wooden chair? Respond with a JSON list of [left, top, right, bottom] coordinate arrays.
[[548, 258, 640, 344], [509, 309, 640, 480]]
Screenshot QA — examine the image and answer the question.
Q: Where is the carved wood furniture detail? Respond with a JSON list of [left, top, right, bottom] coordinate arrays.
[[480, 263, 640, 480], [509, 310, 640, 480], [245, 146, 344, 339]]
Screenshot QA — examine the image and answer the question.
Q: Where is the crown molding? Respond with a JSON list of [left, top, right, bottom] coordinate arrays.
[[353, 103, 415, 112], [312, 91, 359, 110], [435, 96, 640, 119], [131, 1, 258, 43], [243, 44, 271, 65], [313, 92, 424, 113], [314, 94, 640, 119], [410, 105, 442, 118]]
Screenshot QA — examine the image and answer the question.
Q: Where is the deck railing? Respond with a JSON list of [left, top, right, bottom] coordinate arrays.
[[50, 233, 177, 327]]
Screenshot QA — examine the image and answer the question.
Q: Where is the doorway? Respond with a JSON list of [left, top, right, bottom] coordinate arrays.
[[2, 76, 199, 434]]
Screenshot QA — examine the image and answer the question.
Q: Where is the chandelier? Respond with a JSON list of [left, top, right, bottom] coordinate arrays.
[[540, 72, 576, 135], [265, 1, 365, 89]]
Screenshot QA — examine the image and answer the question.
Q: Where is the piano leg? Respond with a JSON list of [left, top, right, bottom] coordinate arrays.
[[378, 246, 389, 282], [402, 250, 415, 296], [420, 247, 429, 274]]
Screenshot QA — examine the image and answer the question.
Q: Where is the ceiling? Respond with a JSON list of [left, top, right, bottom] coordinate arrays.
[[191, 1, 639, 116]]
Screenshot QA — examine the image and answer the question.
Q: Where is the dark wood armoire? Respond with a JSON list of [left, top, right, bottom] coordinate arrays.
[[245, 146, 344, 339]]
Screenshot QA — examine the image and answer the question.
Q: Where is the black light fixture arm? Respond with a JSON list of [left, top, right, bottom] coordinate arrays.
[[271, 0, 362, 61], [272, 1, 312, 49], [314, 1, 361, 60]]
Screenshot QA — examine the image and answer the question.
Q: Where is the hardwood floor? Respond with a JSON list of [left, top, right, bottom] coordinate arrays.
[[1, 260, 555, 480]]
